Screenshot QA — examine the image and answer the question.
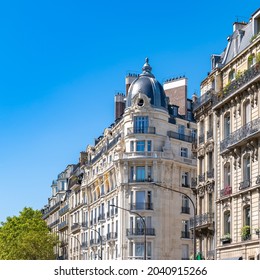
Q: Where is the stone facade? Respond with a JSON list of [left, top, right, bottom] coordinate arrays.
[[42, 59, 197, 260]]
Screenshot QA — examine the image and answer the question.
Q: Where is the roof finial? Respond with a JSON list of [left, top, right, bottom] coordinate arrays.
[[141, 57, 153, 76]]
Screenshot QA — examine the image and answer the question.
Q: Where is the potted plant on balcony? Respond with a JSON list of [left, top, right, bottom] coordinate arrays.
[[241, 225, 251, 241], [255, 228, 260, 235], [220, 233, 231, 244]]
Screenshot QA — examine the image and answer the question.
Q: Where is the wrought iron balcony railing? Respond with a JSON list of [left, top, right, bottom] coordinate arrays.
[[193, 89, 214, 111], [239, 179, 251, 190], [130, 203, 153, 211], [167, 131, 194, 143], [107, 232, 118, 240], [190, 212, 214, 229], [213, 62, 260, 107], [220, 117, 260, 152], [127, 127, 156, 135], [126, 228, 155, 236], [220, 185, 232, 197]]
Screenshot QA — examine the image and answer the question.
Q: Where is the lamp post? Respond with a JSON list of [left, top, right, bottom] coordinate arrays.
[[152, 183, 197, 260], [60, 232, 81, 260], [110, 204, 147, 260], [89, 228, 103, 260]]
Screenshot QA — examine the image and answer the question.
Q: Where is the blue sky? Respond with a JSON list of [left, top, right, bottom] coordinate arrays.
[[0, 1, 259, 223]]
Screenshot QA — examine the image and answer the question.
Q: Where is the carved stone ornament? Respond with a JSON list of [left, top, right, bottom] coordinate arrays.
[[198, 147, 205, 158], [206, 182, 214, 193], [198, 186, 205, 197]]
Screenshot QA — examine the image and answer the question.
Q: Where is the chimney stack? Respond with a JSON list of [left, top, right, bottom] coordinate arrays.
[[114, 93, 125, 120]]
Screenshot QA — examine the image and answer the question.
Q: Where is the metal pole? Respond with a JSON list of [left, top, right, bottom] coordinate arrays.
[[152, 183, 196, 260], [61, 233, 81, 260], [90, 228, 103, 260], [111, 204, 147, 260]]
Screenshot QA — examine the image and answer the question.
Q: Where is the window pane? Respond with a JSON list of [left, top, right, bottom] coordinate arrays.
[[147, 140, 152, 151], [136, 166, 145, 181], [136, 141, 145, 152]]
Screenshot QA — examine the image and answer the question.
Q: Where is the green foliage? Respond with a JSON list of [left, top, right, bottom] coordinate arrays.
[[256, 52, 260, 63], [241, 225, 250, 240], [0, 207, 58, 260]]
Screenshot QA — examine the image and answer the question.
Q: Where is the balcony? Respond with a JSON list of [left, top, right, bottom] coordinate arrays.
[[71, 223, 80, 233], [193, 89, 214, 111], [59, 204, 69, 216], [126, 228, 155, 237], [167, 131, 194, 143], [107, 232, 118, 241], [239, 179, 251, 191], [190, 212, 214, 229], [127, 127, 156, 135], [220, 117, 260, 153], [129, 178, 153, 183], [58, 220, 68, 230], [130, 203, 153, 211], [220, 185, 232, 198], [213, 62, 260, 108], [98, 214, 106, 223]]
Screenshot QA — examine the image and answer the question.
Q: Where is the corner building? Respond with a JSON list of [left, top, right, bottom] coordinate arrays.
[[193, 8, 260, 260], [43, 59, 197, 260]]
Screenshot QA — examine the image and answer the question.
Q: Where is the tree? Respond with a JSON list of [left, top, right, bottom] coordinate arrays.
[[0, 207, 58, 260]]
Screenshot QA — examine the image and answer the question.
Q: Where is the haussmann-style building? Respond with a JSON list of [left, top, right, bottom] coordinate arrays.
[[193, 7, 260, 260], [42, 58, 198, 260]]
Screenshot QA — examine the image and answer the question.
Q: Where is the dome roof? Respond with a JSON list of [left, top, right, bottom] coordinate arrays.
[[126, 58, 168, 110]]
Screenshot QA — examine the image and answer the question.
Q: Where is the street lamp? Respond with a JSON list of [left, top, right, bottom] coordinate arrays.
[[110, 204, 147, 260], [89, 228, 103, 260], [60, 232, 81, 260], [152, 183, 197, 260]]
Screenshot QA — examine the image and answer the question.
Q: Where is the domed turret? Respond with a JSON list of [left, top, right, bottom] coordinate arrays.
[[126, 58, 168, 110]]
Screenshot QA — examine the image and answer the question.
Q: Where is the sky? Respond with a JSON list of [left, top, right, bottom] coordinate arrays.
[[0, 0, 259, 223]]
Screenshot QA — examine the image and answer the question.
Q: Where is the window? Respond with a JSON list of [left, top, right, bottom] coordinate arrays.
[[248, 54, 256, 68], [244, 206, 250, 227], [243, 155, 250, 181], [129, 242, 152, 259], [131, 190, 153, 210], [147, 140, 152, 151], [136, 166, 145, 181], [244, 101, 251, 125], [182, 220, 190, 238], [181, 147, 188, 157], [136, 141, 145, 152], [182, 172, 189, 187], [224, 211, 231, 235], [181, 196, 190, 214], [134, 116, 148, 133], [224, 113, 230, 139], [130, 166, 152, 182], [182, 244, 189, 260], [130, 140, 152, 152], [228, 69, 235, 82], [224, 163, 231, 187]]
